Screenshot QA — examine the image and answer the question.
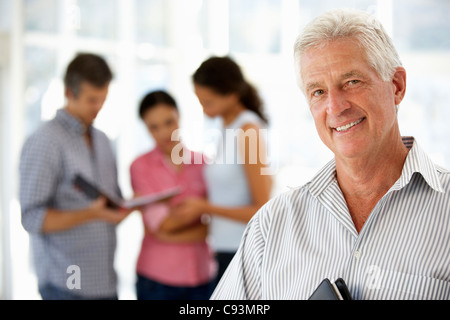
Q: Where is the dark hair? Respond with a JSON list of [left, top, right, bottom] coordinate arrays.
[[64, 53, 113, 97], [192, 56, 268, 124], [139, 90, 178, 119]]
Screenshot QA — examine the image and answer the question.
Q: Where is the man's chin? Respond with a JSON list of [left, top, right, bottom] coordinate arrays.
[[332, 142, 367, 161]]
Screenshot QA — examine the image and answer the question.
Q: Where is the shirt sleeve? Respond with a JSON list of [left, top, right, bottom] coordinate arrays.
[[19, 132, 62, 234], [130, 156, 155, 196], [210, 205, 270, 300]]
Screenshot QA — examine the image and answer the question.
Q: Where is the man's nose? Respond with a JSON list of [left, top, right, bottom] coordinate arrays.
[[326, 88, 350, 116]]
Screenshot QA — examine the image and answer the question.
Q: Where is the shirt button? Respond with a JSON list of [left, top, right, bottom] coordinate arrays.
[[354, 250, 361, 259]]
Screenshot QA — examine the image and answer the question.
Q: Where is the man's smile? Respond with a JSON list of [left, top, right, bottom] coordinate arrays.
[[334, 117, 365, 132]]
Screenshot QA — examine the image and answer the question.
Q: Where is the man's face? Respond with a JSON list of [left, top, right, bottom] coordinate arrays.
[[299, 38, 406, 161], [66, 82, 109, 127]]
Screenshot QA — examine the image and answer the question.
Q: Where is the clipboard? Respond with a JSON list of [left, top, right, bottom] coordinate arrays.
[[73, 174, 182, 210]]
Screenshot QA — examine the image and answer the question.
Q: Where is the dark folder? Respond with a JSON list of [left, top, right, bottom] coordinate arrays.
[[73, 174, 121, 209], [308, 278, 352, 300]]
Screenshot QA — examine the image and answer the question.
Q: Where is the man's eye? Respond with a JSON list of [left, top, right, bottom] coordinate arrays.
[[348, 80, 360, 85], [313, 90, 324, 97]]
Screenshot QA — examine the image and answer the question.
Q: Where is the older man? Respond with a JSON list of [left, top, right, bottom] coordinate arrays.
[[211, 9, 450, 300]]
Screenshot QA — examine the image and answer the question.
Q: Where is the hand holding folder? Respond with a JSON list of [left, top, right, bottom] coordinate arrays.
[[73, 174, 181, 210]]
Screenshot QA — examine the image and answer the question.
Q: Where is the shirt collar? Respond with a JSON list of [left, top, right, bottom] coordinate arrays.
[[152, 145, 168, 162], [152, 144, 183, 170], [56, 108, 91, 136], [308, 136, 444, 198], [395, 136, 444, 193]]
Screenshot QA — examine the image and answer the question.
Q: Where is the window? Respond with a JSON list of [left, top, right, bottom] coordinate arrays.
[[24, 46, 57, 136], [3, 0, 450, 299], [77, 0, 118, 40], [135, 0, 169, 46], [393, 0, 450, 51], [24, 0, 58, 33], [229, 0, 282, 54]]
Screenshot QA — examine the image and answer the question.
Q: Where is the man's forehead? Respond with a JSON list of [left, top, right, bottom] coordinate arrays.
[[299, 44, 372, 87], [79, 81, 110, 93], [305, 70, 367, 87]]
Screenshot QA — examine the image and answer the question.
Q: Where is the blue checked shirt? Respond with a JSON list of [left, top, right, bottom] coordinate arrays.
[[19, 109, 122, 298], [211, 137, 450, 300]]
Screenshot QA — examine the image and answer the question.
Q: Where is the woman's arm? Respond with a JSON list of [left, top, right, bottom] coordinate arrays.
[[157, 207, 203, 234], [173, 123, 272, 223], [139, 198, 209, 242], [153, 222, 208, 243]]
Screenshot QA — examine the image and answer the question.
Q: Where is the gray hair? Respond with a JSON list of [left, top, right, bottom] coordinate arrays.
[[294, 9, 402, 90]]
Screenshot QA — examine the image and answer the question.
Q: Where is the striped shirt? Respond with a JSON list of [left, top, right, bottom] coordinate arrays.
[[19, 109, 121, 298], [211, 137, 450, 300]]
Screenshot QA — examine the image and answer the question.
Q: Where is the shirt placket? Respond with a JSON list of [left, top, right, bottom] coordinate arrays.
[[343, 191, 394, 300], [160, 155, 182, 195], [89, 133, 100, 188]]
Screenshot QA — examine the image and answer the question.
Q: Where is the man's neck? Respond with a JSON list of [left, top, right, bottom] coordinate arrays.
[[335, 137, 409, 232], [65, 105, 91, 130], [64, 106, 92, 146]]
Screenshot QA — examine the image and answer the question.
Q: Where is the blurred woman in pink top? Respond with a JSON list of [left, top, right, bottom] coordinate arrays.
[[130, 90, 217, 300]]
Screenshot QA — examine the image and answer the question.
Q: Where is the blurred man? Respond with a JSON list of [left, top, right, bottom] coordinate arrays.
[[211, 9, 450, 300], [20, 53, 129, 300]]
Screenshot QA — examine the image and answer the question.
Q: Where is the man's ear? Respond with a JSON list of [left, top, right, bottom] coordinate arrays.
[[392, 67, 407, 106], [65, 87, 72, 99], [65, 87, 78, 100]]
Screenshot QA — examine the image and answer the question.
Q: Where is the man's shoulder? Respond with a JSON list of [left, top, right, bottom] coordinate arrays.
[[260, 184, 312, 219], [272, 184, 311, 202], [435, 164, 450, 190], [23, 118, 64, 148], [436, 164, 450, 175], [263, 161, 334, 212], [91, 126, 110, 140]]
